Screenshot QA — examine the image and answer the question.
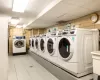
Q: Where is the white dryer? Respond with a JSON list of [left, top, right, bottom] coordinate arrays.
[[13, 36, 26, 55], [29, 37, 33, 51], [56, 28, 99, 78], [29, 37, 32, 48], [46, 32, 57, 56], [39, 34, 46, 54], [44, 32, 58, 63], [31, 36, 35, 53], [35, 36, 40, 54]]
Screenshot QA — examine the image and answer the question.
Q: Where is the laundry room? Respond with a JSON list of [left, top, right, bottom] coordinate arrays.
[[1, 0, 100, 80]]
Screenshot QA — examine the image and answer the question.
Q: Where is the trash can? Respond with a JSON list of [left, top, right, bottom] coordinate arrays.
[[91, 51, 100, 80]]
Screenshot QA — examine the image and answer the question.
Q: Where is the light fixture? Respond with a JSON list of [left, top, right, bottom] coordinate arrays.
[[12, 0, 29, 12], [16, 25, 22, 28], [23, 25, 27, 28], [10, 18, 20, 25]]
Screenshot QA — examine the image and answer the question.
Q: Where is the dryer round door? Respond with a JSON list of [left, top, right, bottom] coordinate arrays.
[[29, 40, 30, 46], [40, 38, 45, 52], [35, 39, 38, 49], [32, 39, 34, 48], [14, 40, 24, 48], [58, 37, 73, 61], [47, 38, 55, 56], [29, 39, 31, 47]]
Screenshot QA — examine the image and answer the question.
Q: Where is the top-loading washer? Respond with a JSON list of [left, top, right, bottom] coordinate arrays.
[[56, 28, 99, 78]]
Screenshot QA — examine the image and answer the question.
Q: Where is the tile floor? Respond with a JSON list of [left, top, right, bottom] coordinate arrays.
[[8, 54, 59, 80]]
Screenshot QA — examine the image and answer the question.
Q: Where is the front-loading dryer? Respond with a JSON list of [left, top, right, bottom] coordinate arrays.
[[39, 35, 46, 54], [37, 34, 47, 58], [13, 36, 26, 55], [31, 36, 35, 53], [46, 33, 57, 56], [56, 28, 99, 78], [35, 36, 40, 54], [29, 37, 32, 51], [44, 32, 58, 63]]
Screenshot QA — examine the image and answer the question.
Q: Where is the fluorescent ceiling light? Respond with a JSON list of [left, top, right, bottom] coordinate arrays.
[[10, 18, 20, 25], [16, 25, 22, 28], [12, 0, 29, 12], [23, 25, 27, 28]]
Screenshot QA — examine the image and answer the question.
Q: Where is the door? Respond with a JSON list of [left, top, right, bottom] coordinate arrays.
[[47, 38, 54, 55], [35, 39, 38, 49], [40, 38, 45, 52], [32, 39, 34, 48], [58, 37, 73, 61], [14, 40, 24, 48]]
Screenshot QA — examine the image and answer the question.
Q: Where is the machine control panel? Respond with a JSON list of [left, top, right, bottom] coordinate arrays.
[[70, 31, 75, 34], [14, 36, 25, 39]]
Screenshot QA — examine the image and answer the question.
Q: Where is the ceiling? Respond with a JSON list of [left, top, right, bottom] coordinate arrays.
[[0, 0, 100, 28]]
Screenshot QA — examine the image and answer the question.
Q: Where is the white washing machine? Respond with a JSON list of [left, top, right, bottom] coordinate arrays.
[[31, 36, 35, 53], [13, 36, 26, 54], [56, 28, 99, 78], [29, 37, 31, 48], [39, 35, 46, 54], [37, 34, 47, 58], [44, 32, 58, 63], [29, 37, 33, 51], [46, 32, 57, 56], [33, 36, 37, 53], [35, 36, 40, 54]]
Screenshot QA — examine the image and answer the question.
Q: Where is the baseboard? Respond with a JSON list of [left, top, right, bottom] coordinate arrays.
[[13, 52, 27, 56]]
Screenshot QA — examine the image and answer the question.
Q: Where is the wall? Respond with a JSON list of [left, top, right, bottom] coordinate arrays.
[[29, 28, 46, 37], [0, 15, 9, 80], [24, 29, 31, 49], [46, 11, 100, 31], [8, 27, 31, 55]]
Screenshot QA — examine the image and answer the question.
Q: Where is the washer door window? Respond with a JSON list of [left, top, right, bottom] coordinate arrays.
[[29, 40, 31, 47], [32, 39, 34, 47], [40, 39, 44, 52], [47, 38, 54, 55], [35, 39, 38, 49], [59, 38, 72, 61], [14, 40, 24, 48]]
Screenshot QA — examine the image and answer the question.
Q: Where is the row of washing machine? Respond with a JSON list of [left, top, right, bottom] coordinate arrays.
[[29, 28, 99, 78]]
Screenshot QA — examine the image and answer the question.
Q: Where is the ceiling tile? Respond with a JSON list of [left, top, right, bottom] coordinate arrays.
[[25, 0, 53, 15], [82, 0, 100, 12], [35, 0, 75, 21], [18, 18, 33, 25], [32, 1, 91, 23], [0, 0, 12, 9], [66, 0, 92, 7]]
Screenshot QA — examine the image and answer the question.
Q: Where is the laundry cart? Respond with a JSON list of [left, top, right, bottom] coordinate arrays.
[[91, 51, 100, 80]]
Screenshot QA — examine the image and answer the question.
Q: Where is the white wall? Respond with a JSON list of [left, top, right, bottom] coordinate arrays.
[[0, 15, 9, 80]]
